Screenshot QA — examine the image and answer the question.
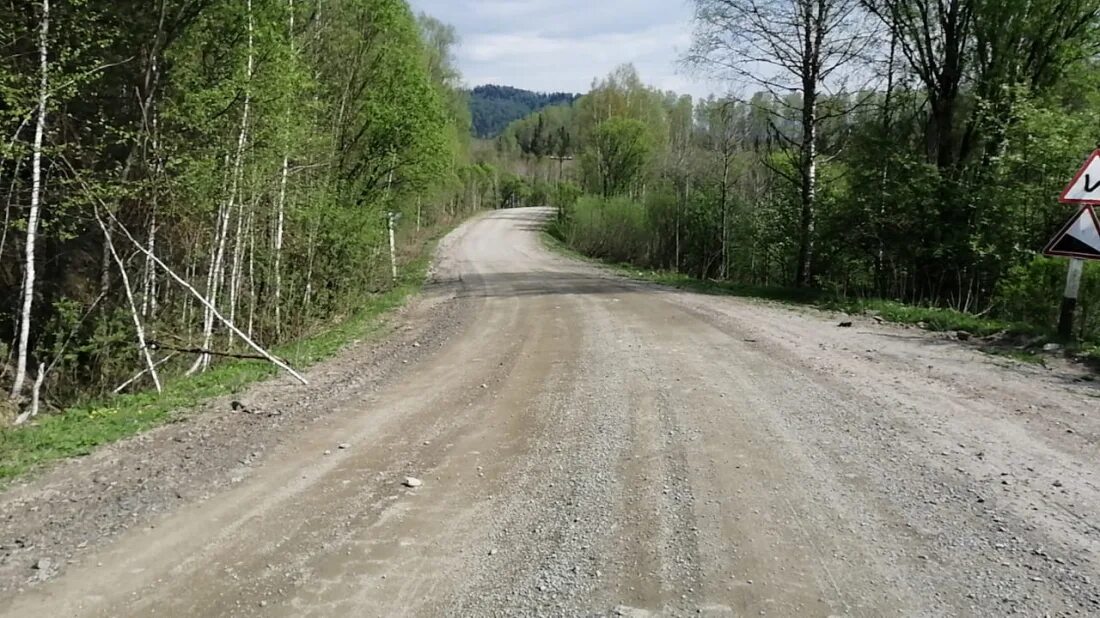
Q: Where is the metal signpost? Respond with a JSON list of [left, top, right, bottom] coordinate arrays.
[[1049, 152, 1100, 339]]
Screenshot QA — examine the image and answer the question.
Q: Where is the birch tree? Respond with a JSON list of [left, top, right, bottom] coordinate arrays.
[[10, 0, 49, 402], [190, 0, 254, 373], [688, 0, 876, 286], [0, 0, 472, 411]]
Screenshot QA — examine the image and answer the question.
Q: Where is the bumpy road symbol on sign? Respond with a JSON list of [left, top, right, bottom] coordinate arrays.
[[1044, 205, 1100, 260], [1060, 150, 1100, 204]]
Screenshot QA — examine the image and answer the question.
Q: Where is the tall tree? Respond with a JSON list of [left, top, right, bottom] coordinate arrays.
[[10, 0, 49, 401], [583, 118, 653, 198], [862, 0, 974, 170], [689, 0, 875, 286]]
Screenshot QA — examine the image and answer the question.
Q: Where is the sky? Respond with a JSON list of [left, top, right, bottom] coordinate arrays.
[[407, 0, 719, 99]]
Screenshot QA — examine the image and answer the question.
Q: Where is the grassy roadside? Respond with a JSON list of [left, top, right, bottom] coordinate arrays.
[[542, 231, 1100, 365], [0, 226, 453, 483]]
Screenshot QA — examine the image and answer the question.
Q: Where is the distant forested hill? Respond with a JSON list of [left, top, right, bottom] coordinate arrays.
[[469, 85, 578, 138]]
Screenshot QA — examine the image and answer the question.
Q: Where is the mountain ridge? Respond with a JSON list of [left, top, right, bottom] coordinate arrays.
[[468, 84, 579, 138]]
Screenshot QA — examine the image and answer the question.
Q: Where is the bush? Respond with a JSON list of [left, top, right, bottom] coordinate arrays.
[[564, 196, 651, 264], [994, 255, 1100, 339]]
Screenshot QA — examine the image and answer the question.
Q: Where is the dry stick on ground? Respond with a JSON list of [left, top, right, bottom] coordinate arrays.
[[147, 342, 278, 362], [95, 206, 163, 393]]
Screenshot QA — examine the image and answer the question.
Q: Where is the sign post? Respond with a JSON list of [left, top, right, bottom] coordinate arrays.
[[386, 212, 402, 282], [1049, 152, 1100, 340], [1059, 259, 1085, 339]]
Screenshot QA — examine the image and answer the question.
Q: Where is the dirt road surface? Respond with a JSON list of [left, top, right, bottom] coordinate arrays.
[[2, 208, 1100, 617]]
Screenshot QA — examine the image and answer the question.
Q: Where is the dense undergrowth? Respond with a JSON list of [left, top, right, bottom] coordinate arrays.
[[0, 222, 454, 482]]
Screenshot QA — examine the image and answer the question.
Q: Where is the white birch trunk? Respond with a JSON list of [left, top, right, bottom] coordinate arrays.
[[193, 0, 253, 371], [227, 197, 245, 347], [100, 208, 307, 385], [95, 209, 162, 392], [13, 363, 46, 425], [142, 90, 161, 321], [274, 0, 294, 339], [183, 259, 195, 340], [10, 0, 49, 401], [188, 154, 230, 371], [246, 207, 256, 339], [141, 205, 157, 318], [188, 197, 231, 374], [303, 218, 317, 319], [274, 155, 288, 339]]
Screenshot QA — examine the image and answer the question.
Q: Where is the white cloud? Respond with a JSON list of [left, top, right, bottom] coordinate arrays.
[[409, 0, 719, 99]]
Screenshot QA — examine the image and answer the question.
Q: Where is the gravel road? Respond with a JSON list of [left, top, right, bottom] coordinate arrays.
[[2, 207, 1100, 617]]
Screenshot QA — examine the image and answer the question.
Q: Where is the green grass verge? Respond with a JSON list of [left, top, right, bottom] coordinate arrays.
[[542, 231, 1043, 340], [1080, 344, 1100, 364], [0, 229, 447, 483]]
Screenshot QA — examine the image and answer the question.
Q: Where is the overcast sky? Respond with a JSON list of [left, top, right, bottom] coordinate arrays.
[[408, 0, 719, 98]]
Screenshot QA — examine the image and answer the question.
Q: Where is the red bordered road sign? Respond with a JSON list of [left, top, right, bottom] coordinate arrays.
[[1044, 205, 1100, 260], [1060, 150, 1100, 204]]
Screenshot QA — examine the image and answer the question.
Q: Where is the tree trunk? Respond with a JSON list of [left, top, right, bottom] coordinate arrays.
[[876, 30, 897, 296], [274, 155, 288, 338], [795, 76, 817, 288], [142, 205, 158, 318], [227, 195, 246, 347], [720, 146, 731, 280], [95, 208, 162, 393], [101, 208, 308, 385], [11, 0, 49, 401], [192, 0, 253, 372], [246, 207, 256, 339]]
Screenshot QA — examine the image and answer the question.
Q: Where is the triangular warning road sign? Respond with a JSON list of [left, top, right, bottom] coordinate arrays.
[[1045, 206, 1100, 260], [1060, 150, 1100, 204]]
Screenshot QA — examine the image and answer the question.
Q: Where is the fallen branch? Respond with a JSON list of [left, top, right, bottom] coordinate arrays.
[[95, 207, 162, 392], [56, 155, 308, 386], [112, 352, 177, 394], [147, 341, 280, 363], [98, 208, 308, 385]]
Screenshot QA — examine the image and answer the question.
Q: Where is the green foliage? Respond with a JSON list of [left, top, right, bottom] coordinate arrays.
[[561, 196, 651, 263], [468, 85, 578, 138], [0, 222, 453, 481], [531, 37, 1100, 350], [1, 0, 484, 418], [995, 257, 1100, 340], [582, 118, 653, 198]]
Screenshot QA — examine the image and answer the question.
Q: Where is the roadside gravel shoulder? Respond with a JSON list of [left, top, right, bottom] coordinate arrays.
[[0, 220, 479, 595]]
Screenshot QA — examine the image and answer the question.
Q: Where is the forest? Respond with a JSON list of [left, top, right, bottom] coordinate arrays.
[[5, 0, 1100, 428], [492, 0, 1100, 354], [0, 0, 508, 424], [468, 85, 579, 138]]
